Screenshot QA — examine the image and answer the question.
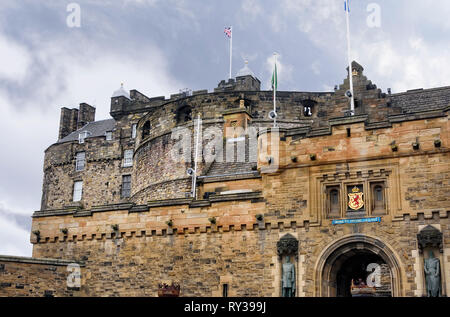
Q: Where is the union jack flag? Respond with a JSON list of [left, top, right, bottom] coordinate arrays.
[[224, 27, 232, 38]]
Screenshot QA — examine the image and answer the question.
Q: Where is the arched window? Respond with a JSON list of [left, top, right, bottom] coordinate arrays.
[[371, 182, 386, 215], [142, 121, 150, 139], [302, 100, 316, 117], [327, 186, 340, 218], [176, 105, 192, 123], [330, 189, 339, 214]]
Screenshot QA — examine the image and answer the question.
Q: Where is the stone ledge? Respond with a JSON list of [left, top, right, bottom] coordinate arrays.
[[91, 203, 134, 213], [189, 200, 211, 208], [209, 191, 262, 203], [329, 115, 368, 126], [129, 205, 150, 213], [147, 198, 192, 208], [0, 255, 85, 267], [389, 111, 446, 123], [198, 172, 260, 183], [32, 209, 76, 218]]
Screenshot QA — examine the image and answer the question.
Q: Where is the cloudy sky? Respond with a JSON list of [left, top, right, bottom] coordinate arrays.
[[1, 0, 449, 256]]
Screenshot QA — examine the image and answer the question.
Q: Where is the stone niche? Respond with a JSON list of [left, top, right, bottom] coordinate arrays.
[[416, 225, 445, 297], [277, 234, 299, 297]]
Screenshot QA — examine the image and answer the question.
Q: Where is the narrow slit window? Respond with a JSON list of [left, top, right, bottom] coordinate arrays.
[[222, 284, 228, 297]]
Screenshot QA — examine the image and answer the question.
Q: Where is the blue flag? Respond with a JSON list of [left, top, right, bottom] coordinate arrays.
[[344, 0, 350, 12]]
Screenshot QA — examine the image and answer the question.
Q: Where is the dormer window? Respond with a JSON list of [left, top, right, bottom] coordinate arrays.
[[105, 131, 113, 141], [142, 121, 150, 139], [78, 131, 90, 144]]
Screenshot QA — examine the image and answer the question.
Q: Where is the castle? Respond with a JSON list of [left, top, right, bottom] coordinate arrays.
[[0, 61, 449, 297]]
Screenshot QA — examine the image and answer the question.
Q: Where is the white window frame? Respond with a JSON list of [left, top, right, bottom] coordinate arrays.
[[131, 124, 137, 139], [121, 175, 132, 198], [105, 131, 113, 141], [73, 181, 83, 202], [123, 149, 133, 167], [78, 131, 90, 144], [75, 152, 85, 171]]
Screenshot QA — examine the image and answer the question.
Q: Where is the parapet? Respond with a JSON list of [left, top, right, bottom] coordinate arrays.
[[214, 75, 261, 92]]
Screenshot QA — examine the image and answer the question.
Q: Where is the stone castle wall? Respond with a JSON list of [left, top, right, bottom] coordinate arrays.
[[4, 65, 448, 297]]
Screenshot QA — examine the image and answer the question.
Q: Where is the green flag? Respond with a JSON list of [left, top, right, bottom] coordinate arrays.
[[271, 63, 277, 91]]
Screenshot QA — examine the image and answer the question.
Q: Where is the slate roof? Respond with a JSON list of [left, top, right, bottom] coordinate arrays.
[[390, 86, 450, 114], [58, 119, 116, 143]]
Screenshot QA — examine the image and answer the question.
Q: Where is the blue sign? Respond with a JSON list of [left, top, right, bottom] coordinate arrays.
[[332, 217, 381, 225]]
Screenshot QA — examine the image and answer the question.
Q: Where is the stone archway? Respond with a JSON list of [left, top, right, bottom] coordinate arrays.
[[314, 235, 404, 297]]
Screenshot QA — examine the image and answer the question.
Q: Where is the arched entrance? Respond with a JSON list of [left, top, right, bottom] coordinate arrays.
[[315, 235, 404, 297]]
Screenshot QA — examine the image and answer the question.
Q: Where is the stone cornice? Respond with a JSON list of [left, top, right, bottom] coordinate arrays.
[[0, 255, 85, 267]]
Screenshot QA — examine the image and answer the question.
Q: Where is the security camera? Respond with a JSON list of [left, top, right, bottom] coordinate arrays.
[[186, 168, 195, 176], [345, 90, 353, 99], [268, 110, 278, 120]]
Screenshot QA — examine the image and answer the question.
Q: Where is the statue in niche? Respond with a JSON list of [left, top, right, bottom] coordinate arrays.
[[424, 250, 441, 297], [282, 256, 296, 297]]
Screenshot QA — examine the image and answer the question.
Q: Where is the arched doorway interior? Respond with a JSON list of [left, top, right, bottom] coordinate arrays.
[[316, 235, 403, 297]]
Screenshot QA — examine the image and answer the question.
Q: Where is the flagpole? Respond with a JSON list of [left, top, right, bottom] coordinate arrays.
[[192, 114, 201, 199], [273, 53, 277, 127], [345, 0, 355, 115], [229, 26, 233, 79]]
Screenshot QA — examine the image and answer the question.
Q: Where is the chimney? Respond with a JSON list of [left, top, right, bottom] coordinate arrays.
[[77, 103, 96, 130], [58, 107, 79, 140]]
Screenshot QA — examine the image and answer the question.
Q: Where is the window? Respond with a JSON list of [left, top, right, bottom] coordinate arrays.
[[73, 181, 83, 202], [222, 284, 228, 297], [131, 124, 137, 139], [371, 182, 386, 215], [121, 175, 131, 198], [142, 121, 150, 139], [326, 186, 341, 218], [123, 149, 133, 167], [105, 131, 113, 141], [302, 100, 316, 117], [176, 105, 192, 123], [75, 152, 85, 171], [78, 131, 90, 144]]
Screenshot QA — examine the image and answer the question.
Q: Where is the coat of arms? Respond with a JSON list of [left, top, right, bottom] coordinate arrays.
[[348, 186, 364, 210]]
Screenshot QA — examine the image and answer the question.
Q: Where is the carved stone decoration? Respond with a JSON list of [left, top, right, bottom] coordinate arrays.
[[158, 282, 180, 297], [277, 234, 299, 258], [417, 225, 443, 254]]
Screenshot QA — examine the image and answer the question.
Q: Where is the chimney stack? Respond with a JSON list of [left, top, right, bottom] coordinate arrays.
[[58, 103, 95, 140], [77, 103, 96, 130]]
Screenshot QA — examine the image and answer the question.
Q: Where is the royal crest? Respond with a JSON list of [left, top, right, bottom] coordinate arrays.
[[348, 186, 364, 210]]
